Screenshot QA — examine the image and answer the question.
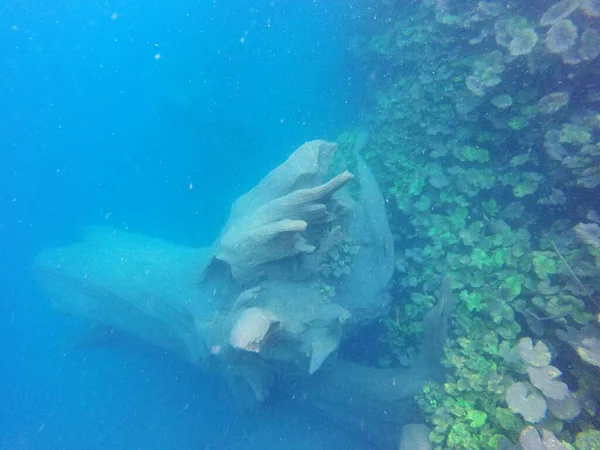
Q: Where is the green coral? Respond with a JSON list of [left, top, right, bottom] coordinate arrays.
[[453, 145, 490, 163], [532, 251, 558, 279], [320, 234, 360, 278], [513, 179, 539, 197], [467, 410, 487, 428], [313, 281, 336, 302], [508, 116, 529, 130], [560, 124, 592, 145], [460, 290, 484, 312], [503, 274, 526, 299], [344, 5, 600, 448], [381, 292, 436, 364], [495, 407, 524, 434], [481, 199, 499, 217], [501, 172, 543, 198], [415, 195, 432, 212], [575, 429, 600, 449], [452, 168, 496, 197]]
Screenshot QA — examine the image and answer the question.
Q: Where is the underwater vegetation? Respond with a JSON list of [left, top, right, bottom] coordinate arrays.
[[344, 0, 600, 448]]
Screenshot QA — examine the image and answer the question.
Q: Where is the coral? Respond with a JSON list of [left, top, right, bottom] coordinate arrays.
[[532, 251, 559, 279], [540, 0, 583, 26], [500, 172, 543, 198], [527, 365, 569, 400], [560, 124, 591, 145], [574, 223, 600, 249], [478, 1, 504, 16], [466, 76, 486, 97], [579, 28, 600, 60], [546, 20, 579, 54], [508, 116, 530, 131], [345, 2, 600, 447], [581, 0, 600, 17], [320, 234, 360, 278], [557, 326, 600, 367], [537, 92, 570, 115], [509, 28, 539, 55], [577, 338, 600, 366], [466, 50, 505, 96], [577, 166, 600, 188], [506, 382, 548, 423], [547, 391, 582, 420], [518, 337, 552, 367], [575, 429, 600, 449], [507, 334, 579, 425], [520, 426, 570, 450], [538, 189, 567, 206], [492, 94, 513, 109]]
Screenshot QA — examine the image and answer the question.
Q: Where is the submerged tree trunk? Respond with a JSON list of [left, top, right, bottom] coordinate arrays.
[[34, 139, 448, 448]]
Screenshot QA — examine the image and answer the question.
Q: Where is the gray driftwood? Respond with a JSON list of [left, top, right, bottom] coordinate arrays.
[[34, 139, 449, 448]]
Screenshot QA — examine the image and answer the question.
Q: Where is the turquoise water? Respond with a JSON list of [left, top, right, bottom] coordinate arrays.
[[0, 1, 365, 448], [3, 1, 600, 449]]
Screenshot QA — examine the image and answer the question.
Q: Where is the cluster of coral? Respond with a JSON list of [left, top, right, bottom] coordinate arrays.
[[343, 0, 600, 448]]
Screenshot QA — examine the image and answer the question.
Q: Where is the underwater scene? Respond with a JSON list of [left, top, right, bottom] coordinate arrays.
[[1, 0, 600, 449]]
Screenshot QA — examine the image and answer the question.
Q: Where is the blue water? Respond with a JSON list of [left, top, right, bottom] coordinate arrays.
[[0, 1, 366, 448]]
